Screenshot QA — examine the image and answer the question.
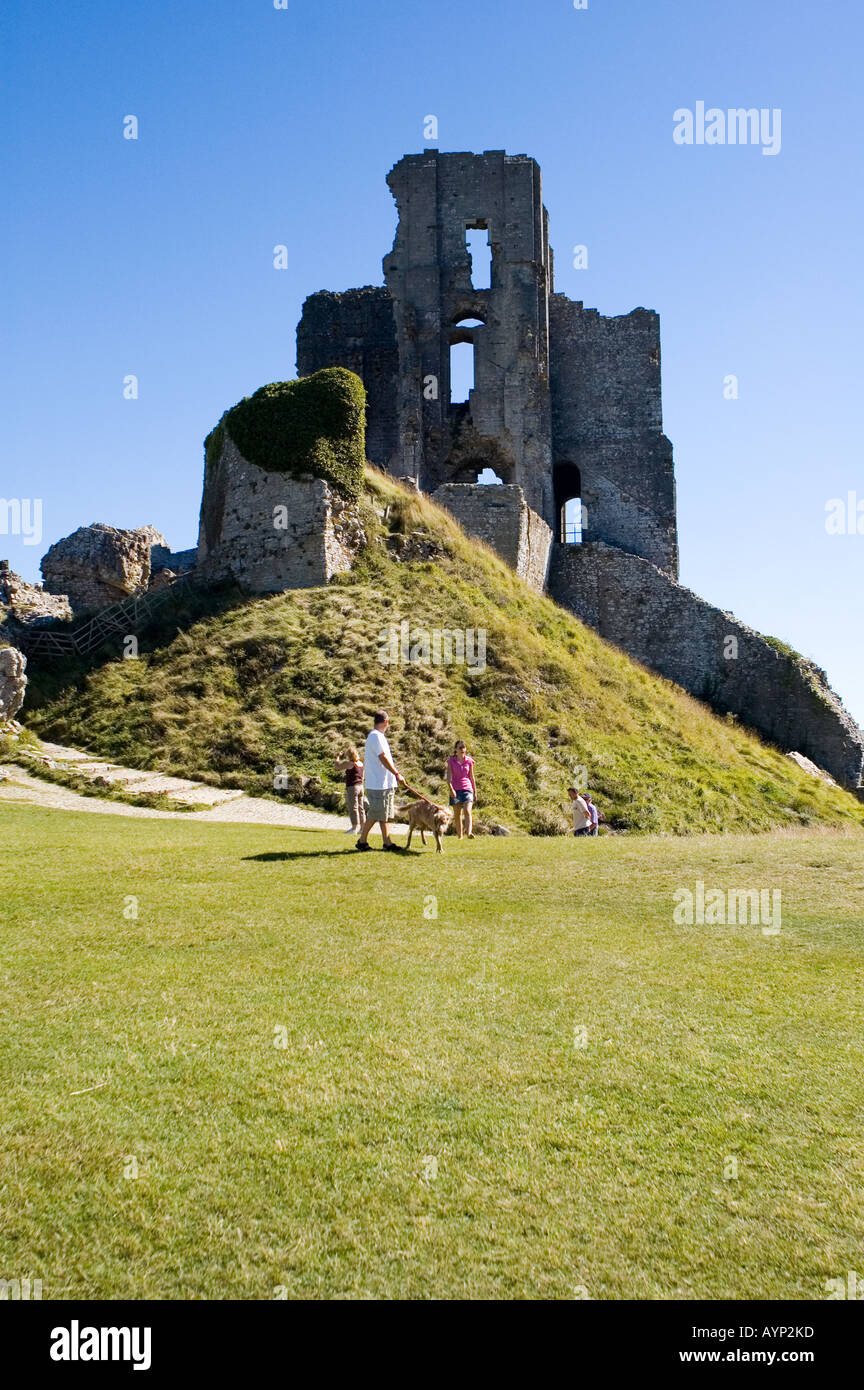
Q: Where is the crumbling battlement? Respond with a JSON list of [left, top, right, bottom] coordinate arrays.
[[151, 544, 196, 574], [549, 298, 678, 576]]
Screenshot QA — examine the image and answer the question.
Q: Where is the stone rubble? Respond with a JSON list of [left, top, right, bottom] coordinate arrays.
[[0, 560, 72, 624]]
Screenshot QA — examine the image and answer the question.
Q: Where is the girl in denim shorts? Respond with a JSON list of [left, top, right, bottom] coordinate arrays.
[[447, 740, 477, 840]]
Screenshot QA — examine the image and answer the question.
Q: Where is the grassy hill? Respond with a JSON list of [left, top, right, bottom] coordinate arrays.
[[24, 470, 864, 835]]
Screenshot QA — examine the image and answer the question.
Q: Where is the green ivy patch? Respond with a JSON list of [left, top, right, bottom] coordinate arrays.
[[206, 367, 365, 502]]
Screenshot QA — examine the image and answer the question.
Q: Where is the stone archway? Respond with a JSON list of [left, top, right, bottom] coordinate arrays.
[[553, 462, 582, 542]]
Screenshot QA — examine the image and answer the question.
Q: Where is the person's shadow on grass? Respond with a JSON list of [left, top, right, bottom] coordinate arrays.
[[244, 849, 420, 862]]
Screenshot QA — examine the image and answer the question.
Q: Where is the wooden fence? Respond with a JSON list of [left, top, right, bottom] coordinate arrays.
[[15, 573, 196, 661]]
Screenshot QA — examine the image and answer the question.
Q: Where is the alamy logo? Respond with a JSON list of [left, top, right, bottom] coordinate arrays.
[[673, 881, 781, 934], [0, 1275, 42, 1299], [825, 1271, 864, 1299], [50, 1321, 152, 1371], [673, 102, 782, 156], [0, 498, 42, 545], [377, 620, 486, 672], [825, 493, 864, 535]]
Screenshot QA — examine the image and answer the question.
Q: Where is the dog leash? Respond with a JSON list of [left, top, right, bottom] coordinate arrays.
[[399, 779, 435, 805]]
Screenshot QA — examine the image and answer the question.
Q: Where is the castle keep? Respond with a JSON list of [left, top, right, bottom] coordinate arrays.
[[294, 150, 864, 792], [297, 150, 678, 577]]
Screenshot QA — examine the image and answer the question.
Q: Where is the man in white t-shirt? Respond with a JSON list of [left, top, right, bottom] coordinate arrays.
[[356, 710, 405, 851], [568, 787, 592, 837]]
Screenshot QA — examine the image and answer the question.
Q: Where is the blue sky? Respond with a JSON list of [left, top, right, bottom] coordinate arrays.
[[3, 0, 862, 721]]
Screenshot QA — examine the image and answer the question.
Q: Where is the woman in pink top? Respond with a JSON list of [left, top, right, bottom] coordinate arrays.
[[447, 740, 477, 840]]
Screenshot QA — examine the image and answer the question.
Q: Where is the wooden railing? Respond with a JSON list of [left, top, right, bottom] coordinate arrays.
[[15, 573, 196, 660]]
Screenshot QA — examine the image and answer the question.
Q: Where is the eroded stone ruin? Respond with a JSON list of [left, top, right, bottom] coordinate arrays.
[[13, 149, 864, 791], [0, 644, 27, 724], [196, 430, 364, 591], [41, 524, 169, 611], [295, 149, 864, 791]]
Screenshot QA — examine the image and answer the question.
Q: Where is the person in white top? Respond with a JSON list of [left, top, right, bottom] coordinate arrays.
[[356, 710, 405, 851], [568, 787, 592, 837]]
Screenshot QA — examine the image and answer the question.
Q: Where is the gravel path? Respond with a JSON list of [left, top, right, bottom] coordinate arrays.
[[0, 762, 353, 830], [0, 737, 418, 834]]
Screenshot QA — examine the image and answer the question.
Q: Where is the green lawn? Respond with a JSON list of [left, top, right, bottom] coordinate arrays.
[[2, 802, 863, 1300]]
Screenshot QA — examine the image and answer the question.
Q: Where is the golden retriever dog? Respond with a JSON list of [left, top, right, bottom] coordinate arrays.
[[398, 798, 454, 852]]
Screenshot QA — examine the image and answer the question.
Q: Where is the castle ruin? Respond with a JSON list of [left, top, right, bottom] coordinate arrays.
[[297, 150, 677, 580], [294, 150, 864, 792], [9, 149, 863, 792]]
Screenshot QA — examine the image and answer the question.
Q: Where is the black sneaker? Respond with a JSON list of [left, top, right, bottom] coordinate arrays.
[[355, 841, 372, 851]]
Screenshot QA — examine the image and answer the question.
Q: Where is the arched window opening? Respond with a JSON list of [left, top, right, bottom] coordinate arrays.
[[449, 318, 485, 405], [465, 223, 492, 290], [562, 497, 583, 543], [554, 462, 582, 544], [450, 454, 514, 485]]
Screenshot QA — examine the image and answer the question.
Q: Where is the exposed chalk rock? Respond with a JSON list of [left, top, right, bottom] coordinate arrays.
[[787, 751, 838, 785]]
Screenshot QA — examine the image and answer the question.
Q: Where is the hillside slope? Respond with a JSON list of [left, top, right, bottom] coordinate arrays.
[[25, 471, 864, 835]]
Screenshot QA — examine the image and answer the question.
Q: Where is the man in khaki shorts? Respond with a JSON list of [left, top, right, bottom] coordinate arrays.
[[356, 710, 405, 851]]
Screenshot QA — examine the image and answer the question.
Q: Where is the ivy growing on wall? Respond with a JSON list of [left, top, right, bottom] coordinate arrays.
[[204, 367, 366, 504]]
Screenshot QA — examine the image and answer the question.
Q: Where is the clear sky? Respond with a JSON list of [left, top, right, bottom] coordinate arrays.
[[3, 0, 862, 721]]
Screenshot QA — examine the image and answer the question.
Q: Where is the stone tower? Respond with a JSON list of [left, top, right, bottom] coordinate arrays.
[[382, 150, 553, 518], [293, 151, 864, 790], [297, 149, 679, 576]]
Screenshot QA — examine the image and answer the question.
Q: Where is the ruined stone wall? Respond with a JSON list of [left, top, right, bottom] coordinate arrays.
[[549, 297, 678, 576], [383, 151, 553, 516], [41, 524, 165, 612], [296, 288, 400, 471], [432, 483, 552, 593], [0, 561, 72, 623], [196, 434, 363, 593], [549, 541, 864, 790], [150, 544, 197, 574]]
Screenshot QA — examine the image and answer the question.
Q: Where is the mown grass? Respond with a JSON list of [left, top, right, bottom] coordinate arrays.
[[23, 471, 864, 835], [1, 802, 863, 1300]]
